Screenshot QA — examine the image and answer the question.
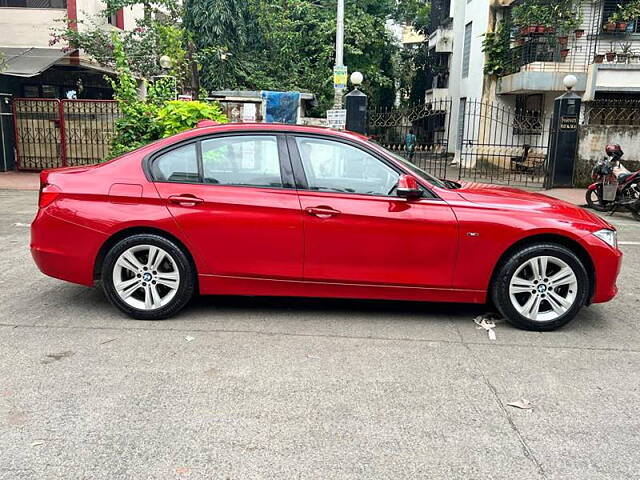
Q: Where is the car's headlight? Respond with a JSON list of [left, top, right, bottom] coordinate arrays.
[[593, 229, 618, 249]]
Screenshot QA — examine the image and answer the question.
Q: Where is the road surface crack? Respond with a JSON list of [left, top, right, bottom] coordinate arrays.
[[464, 342, 548, 479]]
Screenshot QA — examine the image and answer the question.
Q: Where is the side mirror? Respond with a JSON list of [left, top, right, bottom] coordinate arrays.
[[396, 174, 423, 199]]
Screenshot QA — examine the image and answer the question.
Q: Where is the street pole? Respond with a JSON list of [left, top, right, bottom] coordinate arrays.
[[334, 0, 345, 108]]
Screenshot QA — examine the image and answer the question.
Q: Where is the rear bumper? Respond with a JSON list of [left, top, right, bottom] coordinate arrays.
[[31, 209, 107, 286], [584, 234, 623, 304]]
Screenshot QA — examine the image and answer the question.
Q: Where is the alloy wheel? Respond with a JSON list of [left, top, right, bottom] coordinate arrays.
[[112, 245, 181, 311], [508, 255, 578, 322]]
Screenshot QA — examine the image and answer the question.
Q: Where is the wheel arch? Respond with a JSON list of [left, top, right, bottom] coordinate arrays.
[[93, 226, 198, 287], [488, 233, 595, 306]]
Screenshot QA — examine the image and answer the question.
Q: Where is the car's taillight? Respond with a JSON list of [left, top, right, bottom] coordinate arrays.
[[39, 183, 61, 208]]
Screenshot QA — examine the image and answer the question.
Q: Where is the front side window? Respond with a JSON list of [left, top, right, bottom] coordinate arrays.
[[151, 144, 199, 183], [201, 135, 282, 188], [296, 137, 399, 196]]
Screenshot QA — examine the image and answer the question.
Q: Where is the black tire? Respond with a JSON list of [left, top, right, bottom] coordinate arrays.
[[632, 207, 640, 222], [491, 243, 590, 331], [101, 234, 195, 320], [585, 187, 609, 212]]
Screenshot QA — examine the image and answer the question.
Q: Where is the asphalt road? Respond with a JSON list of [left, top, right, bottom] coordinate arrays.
[[1, 190, 639, 480]]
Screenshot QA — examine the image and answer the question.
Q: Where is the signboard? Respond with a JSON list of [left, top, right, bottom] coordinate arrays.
[[559, 116, 577, 130], [326, 109, 347, 129], [242, 103, 257, 123], [333, 66, 348, 89]]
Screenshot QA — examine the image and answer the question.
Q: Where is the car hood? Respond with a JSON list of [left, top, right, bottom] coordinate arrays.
[[454, 182, 613, 230]]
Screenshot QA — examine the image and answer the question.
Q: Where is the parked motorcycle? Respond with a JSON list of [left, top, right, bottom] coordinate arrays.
[[586, 144, 640, 221]]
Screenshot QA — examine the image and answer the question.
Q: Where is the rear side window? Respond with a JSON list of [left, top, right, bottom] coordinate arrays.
[[151, 144, 199, 183], [201, 135, 282, 188]]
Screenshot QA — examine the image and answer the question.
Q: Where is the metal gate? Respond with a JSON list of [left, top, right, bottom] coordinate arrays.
[[13, 98, 120, 170], [368, 99, 452, 179], [458, 99, 552, 187]]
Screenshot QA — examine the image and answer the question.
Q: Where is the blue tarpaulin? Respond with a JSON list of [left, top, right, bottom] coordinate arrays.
[[261, 91, 300, 124]]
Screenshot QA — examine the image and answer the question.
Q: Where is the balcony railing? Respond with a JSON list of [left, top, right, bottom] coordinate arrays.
[[504, 33, 595, 75], [500, 0, 640, 77]]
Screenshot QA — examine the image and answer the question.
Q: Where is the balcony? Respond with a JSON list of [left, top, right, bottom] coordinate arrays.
[[497, 24, 640, 95], [428, 26, 453, 53]]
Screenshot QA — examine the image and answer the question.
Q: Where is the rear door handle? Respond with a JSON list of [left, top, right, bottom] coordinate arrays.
[[168, 194, 204, 207], [305, 206, 341, 218]]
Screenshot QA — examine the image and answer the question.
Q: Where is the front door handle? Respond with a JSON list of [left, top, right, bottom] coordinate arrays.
[[305, 206, 341, 218], [168, 194, 204, 207]]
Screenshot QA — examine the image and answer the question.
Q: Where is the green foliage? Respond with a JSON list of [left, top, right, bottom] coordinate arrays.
[[104, 32, 138, 104], [156, 101, 227, 137], [52, 0, 427, 112], [211, 0, 402, 111], [103, 0, 180, 19], [609, 0, 640, 23], [512, 0, 582, 33], [106, 35, 227, 158], [395, 0, 431, 35], [110, 102, 163, 157], [482, 22, 512, 76], [51, 6, 190, 89]]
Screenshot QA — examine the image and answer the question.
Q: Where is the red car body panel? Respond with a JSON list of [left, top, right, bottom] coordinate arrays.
[[155, 182, 304, 278], [31, 124, 622, 307], [296, 190, 458, 287]]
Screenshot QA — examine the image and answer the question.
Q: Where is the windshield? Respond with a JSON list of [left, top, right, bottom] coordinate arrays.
[[370, 141, 450, 189]]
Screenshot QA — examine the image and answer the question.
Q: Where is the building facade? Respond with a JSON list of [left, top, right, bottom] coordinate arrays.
[[0, 0, 144, 170], [0, 0, 143, 99], [426, 0, 640, 165]]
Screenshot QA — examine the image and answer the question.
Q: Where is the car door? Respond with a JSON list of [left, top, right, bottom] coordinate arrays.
[[289, 134, 458, 288], [151, 133, 304, 280]]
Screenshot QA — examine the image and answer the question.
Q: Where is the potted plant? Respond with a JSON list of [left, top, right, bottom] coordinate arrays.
[[603, 18, 617, 32], [560, 48, 571, 59], [558, 35, 569, 46], [617, 42, 634, 63], [608, 1, 640, 32], [594, 53, 605, 63], [606, 50, 616, 62], [574, 28, 585, 38], [513, 3, 550, 35], [609, 11, 628, 31]]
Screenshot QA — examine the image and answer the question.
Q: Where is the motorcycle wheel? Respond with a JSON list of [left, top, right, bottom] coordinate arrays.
[[632, 208, 640, 222], [585, 187, 610, 212]]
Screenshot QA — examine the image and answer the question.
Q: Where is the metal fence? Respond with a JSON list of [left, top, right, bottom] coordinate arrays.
[[458, 99, 552, 187], [581, 99, 640, 126], [368, 99, 453, 179], [13, 98, 120, 170]]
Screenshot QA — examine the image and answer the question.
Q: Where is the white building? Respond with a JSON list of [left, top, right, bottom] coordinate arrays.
[[427, 0, 640, 161], [0, 0, 143, 99]]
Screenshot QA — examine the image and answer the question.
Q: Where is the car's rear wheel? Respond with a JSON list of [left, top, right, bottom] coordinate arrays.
[[102, 234, 195, 320], [491, 244, 590, 331]]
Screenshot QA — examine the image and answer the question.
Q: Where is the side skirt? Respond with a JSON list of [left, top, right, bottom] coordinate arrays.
[[199, 274, 487, 304]]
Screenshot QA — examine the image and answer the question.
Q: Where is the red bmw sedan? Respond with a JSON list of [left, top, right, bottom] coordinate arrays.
[[31, 124, 622, 330]]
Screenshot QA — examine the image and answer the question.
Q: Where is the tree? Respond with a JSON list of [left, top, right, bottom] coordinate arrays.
[[395, 0, 433, 105], [205, 0, 402, 111]]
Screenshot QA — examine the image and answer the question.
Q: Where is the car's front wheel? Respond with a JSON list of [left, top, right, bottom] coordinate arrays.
[[102, 234, 195, 320], [492, 244, 590, 331]]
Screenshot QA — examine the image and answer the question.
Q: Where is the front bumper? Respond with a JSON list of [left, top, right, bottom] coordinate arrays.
[[583, 233, 623, 304]]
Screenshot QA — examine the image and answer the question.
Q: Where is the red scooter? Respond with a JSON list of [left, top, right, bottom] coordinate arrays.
[[586, 144, 640, 221]]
